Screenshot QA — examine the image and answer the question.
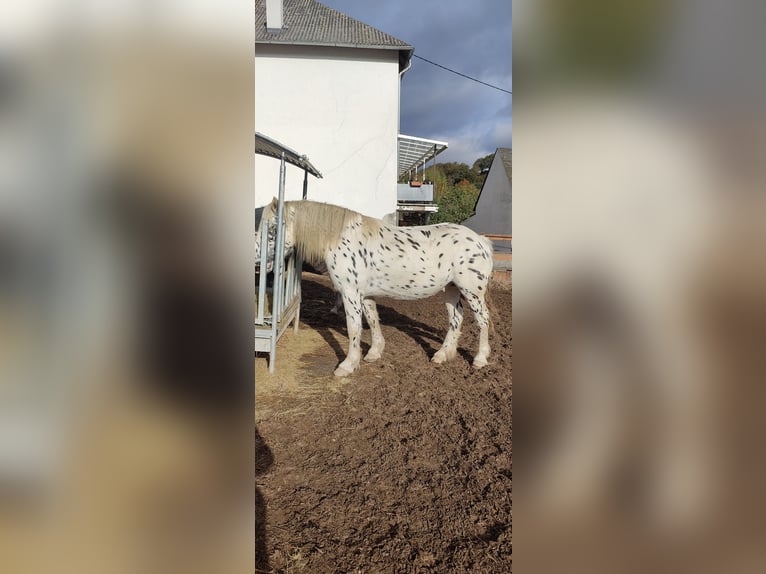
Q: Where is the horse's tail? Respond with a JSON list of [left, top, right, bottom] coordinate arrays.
[[479, 234, 496, 336], [485, 284, 497, 336], [479, 234, 495, 269]]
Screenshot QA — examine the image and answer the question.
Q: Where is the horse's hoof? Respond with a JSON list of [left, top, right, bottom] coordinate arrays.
[[432, 348, 456, 364], [472, 357, 488, 369], [363, 352, 381, 363], [334, 365, 355, 377]]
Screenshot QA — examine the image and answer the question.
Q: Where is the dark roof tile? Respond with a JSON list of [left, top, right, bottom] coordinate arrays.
[[497, 148, 512, 183], [255, 0, 412, 51]]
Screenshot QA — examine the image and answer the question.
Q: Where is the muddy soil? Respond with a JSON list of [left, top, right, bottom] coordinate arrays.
[[256, 273, 512, 573]]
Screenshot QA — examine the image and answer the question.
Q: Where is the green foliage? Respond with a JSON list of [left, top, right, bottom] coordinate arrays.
[[438, 162, 482, 187], [430, 179, 480, 224], [472, 153, 495, 173], [423, 166, 448, 198], [400, 151, 503, 224]]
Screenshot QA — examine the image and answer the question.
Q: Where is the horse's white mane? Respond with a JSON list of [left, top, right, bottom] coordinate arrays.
[[286, 200, 380, 264]]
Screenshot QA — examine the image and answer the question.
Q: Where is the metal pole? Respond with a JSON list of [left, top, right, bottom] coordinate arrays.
[[269, 152, 287, 373], [295, 169, 307, 332]]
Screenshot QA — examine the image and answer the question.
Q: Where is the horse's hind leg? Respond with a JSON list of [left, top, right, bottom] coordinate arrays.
[[362, 298, 385, 362], [330, 291, 344, 316], [433, 284, 463, 364], [462, 287, 491, 369], [334, 293, 364, 377]]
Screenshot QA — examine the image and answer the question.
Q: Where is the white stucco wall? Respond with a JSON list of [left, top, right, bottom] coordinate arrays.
[[255, 44, 401, 220]]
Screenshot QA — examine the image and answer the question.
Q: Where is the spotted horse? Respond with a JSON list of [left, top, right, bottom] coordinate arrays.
[[257, 198, 494, 377]]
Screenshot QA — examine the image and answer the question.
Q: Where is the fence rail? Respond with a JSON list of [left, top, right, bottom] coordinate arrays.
[[483, 234, 511, 281], [483, 234, 512, 256], [254, 153, 302, 373]]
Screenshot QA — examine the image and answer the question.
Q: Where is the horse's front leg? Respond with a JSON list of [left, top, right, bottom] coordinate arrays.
[[334, 294, 364, 377], [362, 298, 384, 362]]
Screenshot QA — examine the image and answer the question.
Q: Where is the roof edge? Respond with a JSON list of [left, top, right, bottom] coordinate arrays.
[[255, 39, 414, 72], [255, 38, 412, 51], [255, 132, 322, 178]]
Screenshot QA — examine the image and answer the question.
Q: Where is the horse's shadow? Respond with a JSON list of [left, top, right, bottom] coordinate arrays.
[[300, 278, 447, 363], [255, 426, 274, 574]]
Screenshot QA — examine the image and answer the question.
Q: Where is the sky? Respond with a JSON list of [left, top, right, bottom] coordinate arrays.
[[320, 0, 512, 166]]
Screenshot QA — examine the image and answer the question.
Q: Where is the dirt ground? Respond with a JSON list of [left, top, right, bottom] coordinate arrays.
[[256, 273, 512, 573]]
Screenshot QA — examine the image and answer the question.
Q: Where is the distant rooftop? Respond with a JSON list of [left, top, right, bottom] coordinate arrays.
[[256, 0, 413, 69], [497, 148, 512, 183], [470, 147, 511, 216]]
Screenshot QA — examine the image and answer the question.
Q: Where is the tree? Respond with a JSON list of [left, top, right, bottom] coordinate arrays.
[[439, 162, 480, 186], [430, 179, 480, 224], [472, 153, 495, 173], [397, 152, 496, 224], [423, 166, 448, 200]]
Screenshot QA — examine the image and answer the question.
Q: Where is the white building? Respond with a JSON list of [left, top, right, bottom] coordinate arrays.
[[255, 0, 415, 221]]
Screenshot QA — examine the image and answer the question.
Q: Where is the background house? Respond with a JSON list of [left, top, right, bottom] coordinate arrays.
[[463, 147, 512, 239], [255, 0, 415, 221], [463, 148, 512, 275]]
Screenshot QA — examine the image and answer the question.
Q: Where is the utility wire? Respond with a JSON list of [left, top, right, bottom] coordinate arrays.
[[413, 54, 512, 95]]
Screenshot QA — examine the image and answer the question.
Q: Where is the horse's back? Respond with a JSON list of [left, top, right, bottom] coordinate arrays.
[[368, 222, 492, 296], [424, 223, 494, 273]]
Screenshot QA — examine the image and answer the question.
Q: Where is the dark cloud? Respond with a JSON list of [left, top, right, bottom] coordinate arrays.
[[320, 0, 512, 165]]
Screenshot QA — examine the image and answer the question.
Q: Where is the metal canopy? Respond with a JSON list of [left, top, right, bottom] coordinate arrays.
[[255, 132, 322, 178], [398, 134, 448, 178]]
